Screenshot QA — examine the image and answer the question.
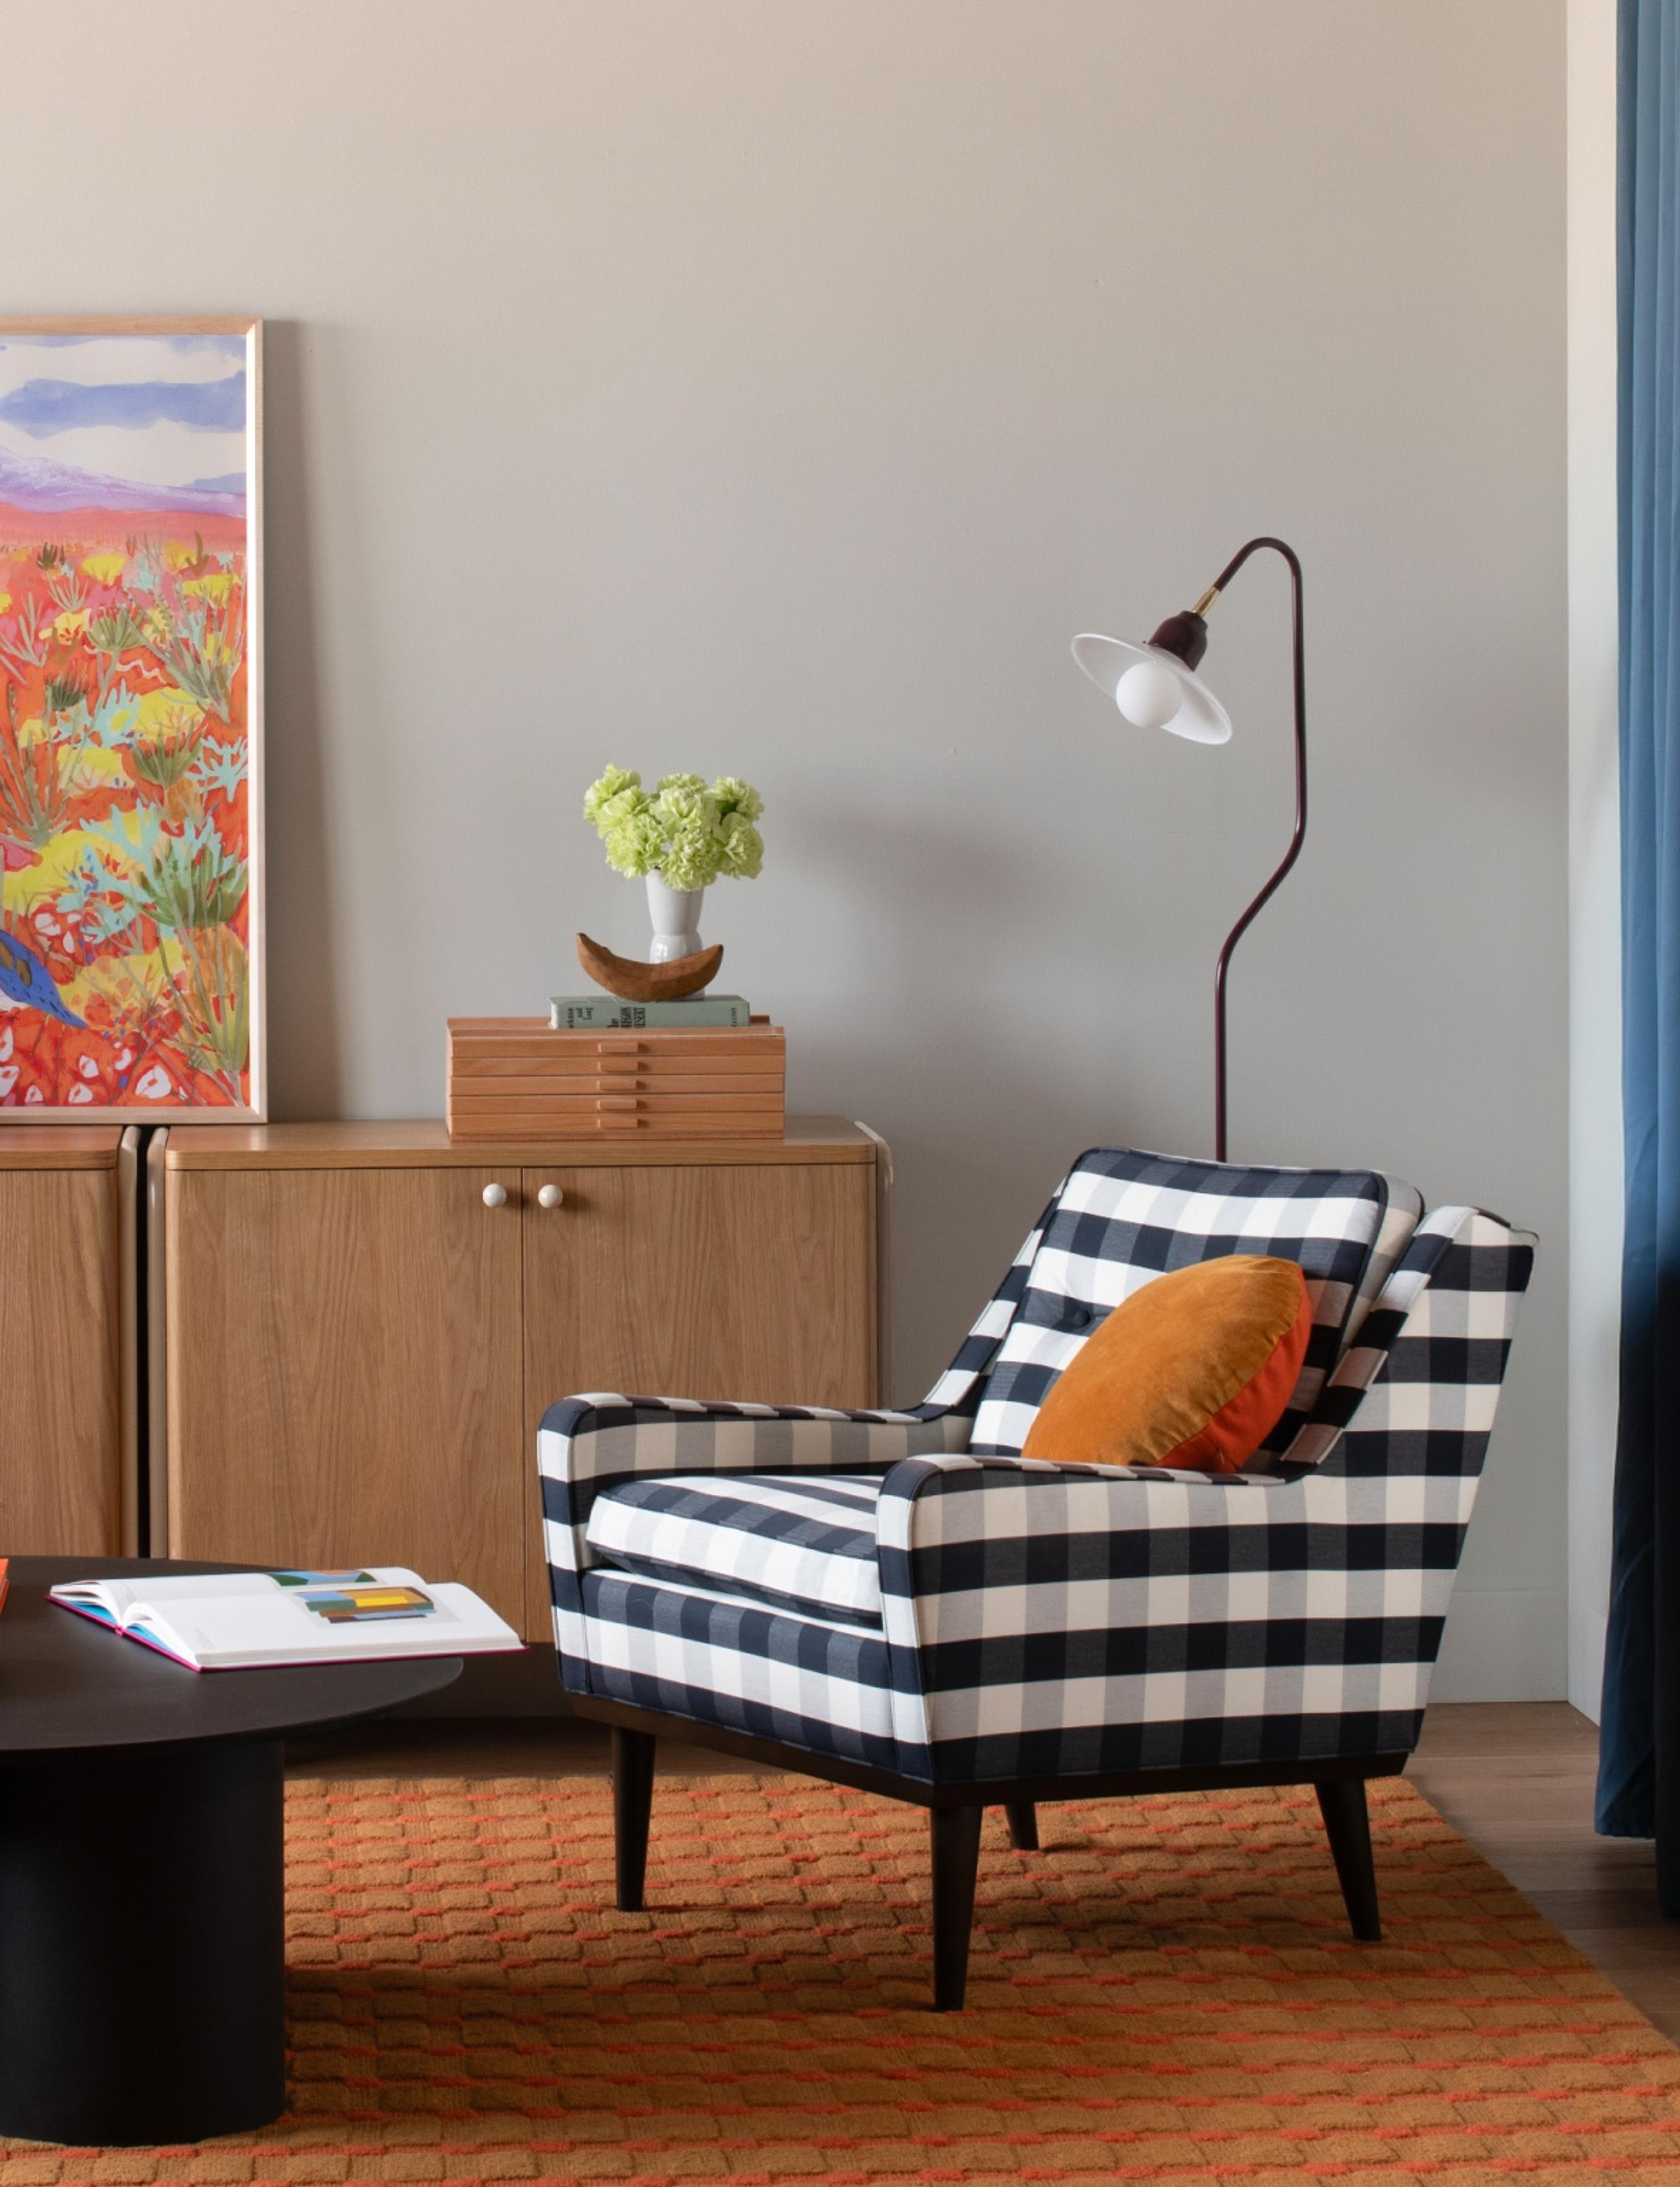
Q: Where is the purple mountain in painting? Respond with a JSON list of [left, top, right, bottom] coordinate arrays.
[[0, 440, 244, 518]]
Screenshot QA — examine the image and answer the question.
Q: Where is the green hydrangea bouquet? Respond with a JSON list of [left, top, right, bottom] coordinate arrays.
[[583, 767, 765, 889]]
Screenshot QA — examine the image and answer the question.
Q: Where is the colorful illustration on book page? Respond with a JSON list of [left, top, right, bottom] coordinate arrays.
[[0, 322, 262, 1116]]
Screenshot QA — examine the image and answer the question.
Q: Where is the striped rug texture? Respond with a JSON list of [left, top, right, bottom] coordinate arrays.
[[4, 1772, 1678, 2185]]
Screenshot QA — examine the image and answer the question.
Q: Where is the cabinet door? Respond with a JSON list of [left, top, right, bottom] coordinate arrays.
[[0, 1168, 122, 1553], [167, 1165, 525, 1624], [520, 1161, 875, 1633]]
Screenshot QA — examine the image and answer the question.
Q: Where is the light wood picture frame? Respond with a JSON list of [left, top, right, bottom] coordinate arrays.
[[0, 315, 263, 1120]]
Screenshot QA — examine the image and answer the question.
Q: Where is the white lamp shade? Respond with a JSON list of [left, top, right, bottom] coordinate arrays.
[[1071, 632, 1233, 746]]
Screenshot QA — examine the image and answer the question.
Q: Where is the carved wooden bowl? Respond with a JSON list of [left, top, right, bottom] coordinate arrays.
[[575, 932, 724, 1002]]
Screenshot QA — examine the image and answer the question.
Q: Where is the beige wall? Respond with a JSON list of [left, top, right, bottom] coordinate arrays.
[[4, 0, 1568, 1695]]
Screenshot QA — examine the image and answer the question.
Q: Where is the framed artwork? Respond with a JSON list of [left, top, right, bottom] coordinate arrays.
[[0, 316, 263, 1119]]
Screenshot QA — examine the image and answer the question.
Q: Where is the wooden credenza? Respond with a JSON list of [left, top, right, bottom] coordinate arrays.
[[157, 1119, 885, 1638], [0, 1125, 138, 1557]]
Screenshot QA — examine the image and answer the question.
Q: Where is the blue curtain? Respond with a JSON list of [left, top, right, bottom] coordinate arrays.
[[1599, 0, 1680, 1905]]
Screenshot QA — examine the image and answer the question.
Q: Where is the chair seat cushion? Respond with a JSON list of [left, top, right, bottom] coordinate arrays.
[[586, 1472, 886, 1627]]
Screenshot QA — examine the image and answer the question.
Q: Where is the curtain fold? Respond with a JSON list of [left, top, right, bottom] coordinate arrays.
[[1598, 0, 1680, 1905]]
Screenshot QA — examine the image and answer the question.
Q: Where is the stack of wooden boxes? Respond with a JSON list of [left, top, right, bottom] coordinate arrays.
[[446, 1018, 785, 1141]]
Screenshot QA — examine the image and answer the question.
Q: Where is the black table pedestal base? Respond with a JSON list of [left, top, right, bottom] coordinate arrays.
[[0, 1736, 285, 2147]]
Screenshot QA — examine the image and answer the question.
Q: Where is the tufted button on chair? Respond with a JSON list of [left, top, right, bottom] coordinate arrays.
[[538, 1148, 1535, 2009]]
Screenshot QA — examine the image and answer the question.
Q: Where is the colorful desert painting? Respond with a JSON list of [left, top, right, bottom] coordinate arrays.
[[0, 325, 258, 1114]]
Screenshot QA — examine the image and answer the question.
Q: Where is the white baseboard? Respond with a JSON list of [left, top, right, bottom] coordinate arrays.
[[1430, 1588, 1568, 1701]]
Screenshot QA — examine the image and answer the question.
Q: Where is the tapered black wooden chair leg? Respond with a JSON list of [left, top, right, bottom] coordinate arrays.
[[612, 1727, 657, 1913], [1004, 1801, 1039, 1851], [930, 1804, 984, 2011], [1315, 1778, 1382, 1941]]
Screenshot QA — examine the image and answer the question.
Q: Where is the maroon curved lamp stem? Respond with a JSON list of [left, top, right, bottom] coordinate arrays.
[[1149, 536, 1306, 1163]]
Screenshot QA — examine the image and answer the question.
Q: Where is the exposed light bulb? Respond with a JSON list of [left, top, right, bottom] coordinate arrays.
[[1115, 658, 1184, 731]]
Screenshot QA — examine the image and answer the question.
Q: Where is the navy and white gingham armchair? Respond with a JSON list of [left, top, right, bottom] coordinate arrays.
[[538, 1148, 1535, 2008]]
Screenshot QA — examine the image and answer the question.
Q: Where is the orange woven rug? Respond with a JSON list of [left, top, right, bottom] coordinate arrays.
[[4, 1772, 1677, 2186]]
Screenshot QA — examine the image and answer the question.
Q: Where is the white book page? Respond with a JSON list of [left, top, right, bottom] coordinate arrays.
[[49, 1568, 427, 1620], [93, 1579, 521, 1669], [195, 1585, 519, 1668]]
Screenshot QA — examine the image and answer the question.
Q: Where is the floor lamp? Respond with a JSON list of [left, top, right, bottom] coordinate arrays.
[[1072, 535, 1306, 1163]]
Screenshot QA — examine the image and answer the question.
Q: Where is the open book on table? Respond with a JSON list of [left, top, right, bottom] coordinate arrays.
[[48, 1567, 523, 1672]]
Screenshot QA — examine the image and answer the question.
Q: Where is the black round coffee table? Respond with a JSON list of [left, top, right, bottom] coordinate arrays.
[[0, 1557, 462, 2149]]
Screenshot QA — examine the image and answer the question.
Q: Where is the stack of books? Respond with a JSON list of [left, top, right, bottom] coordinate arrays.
[[447, 1013, 785, 1141], [547, 992, 753, 1031]]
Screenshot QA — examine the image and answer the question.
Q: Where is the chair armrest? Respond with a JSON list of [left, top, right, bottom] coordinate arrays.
[[872, 1452, 1451, 1779], [1281, 1203, 1537, 1472], [866, 1454, 1298, 1773], [538, 1392, 969, 1518], [538, 1400, 971, 1592], [538, 1394, 972, 1680]]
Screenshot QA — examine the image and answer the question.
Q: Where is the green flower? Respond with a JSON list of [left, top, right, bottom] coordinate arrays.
[[582, 764, 765, 885], [711, 776, 763, 824], [600, 805, 665, 877], [717, 813, 763, 878], [652, 772, 712, 827], [660, 848, 706, 889], [596, 786, 650, 829], [659, 812, 717, 889], [583, 764, 643, 826]]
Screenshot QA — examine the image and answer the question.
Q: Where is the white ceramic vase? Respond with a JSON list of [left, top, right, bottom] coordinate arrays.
[[645, 874, 706, 962]]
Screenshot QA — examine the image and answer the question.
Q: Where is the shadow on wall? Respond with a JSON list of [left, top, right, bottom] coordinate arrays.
[[261, 321, 342, 1118], [782, 797, 1174, 1405], [808, 1029, 1141, 1407]]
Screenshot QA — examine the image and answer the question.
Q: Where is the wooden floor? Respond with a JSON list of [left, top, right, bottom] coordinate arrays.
[[288, 1699, 1680, 2043], [1407, 1702, 1680, 2040]]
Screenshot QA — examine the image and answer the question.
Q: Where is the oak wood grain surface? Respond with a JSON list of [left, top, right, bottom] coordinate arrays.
[[452, 1081, 787, 1097], [447, 1107, 785, 1141], [448, 1022, 784, 1047], [451, 1102, 792, 1120], [165, 1164, 526, 1624], [0, 1127, 125, 1170], [448, 1029, 784, 1064], [1407, 1704, 1676, 2040], [164, 1116, 872, 1168], [162, 1125, 881, 1644], [518, 1162, 876, 1633], [449, 1067, 785, 1087], [447, 1025, 788, 1140], [0, 1164, 122, 1552], [117, 1128, 140, 1554]]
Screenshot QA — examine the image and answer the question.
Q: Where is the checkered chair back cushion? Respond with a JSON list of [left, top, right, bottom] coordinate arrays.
[[926, 1148, 1422, 1462]]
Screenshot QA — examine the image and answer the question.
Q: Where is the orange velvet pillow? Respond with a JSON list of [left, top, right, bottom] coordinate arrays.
[[1020, 1255, 1312, 1476]]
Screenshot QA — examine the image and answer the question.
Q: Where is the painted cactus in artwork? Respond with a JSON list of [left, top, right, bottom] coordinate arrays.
[[0, 325, 258, 1110]]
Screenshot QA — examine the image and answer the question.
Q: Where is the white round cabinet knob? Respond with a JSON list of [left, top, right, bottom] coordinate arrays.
[[537, 1184, 565, 1210], [482, 1182, 508, 1209]]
